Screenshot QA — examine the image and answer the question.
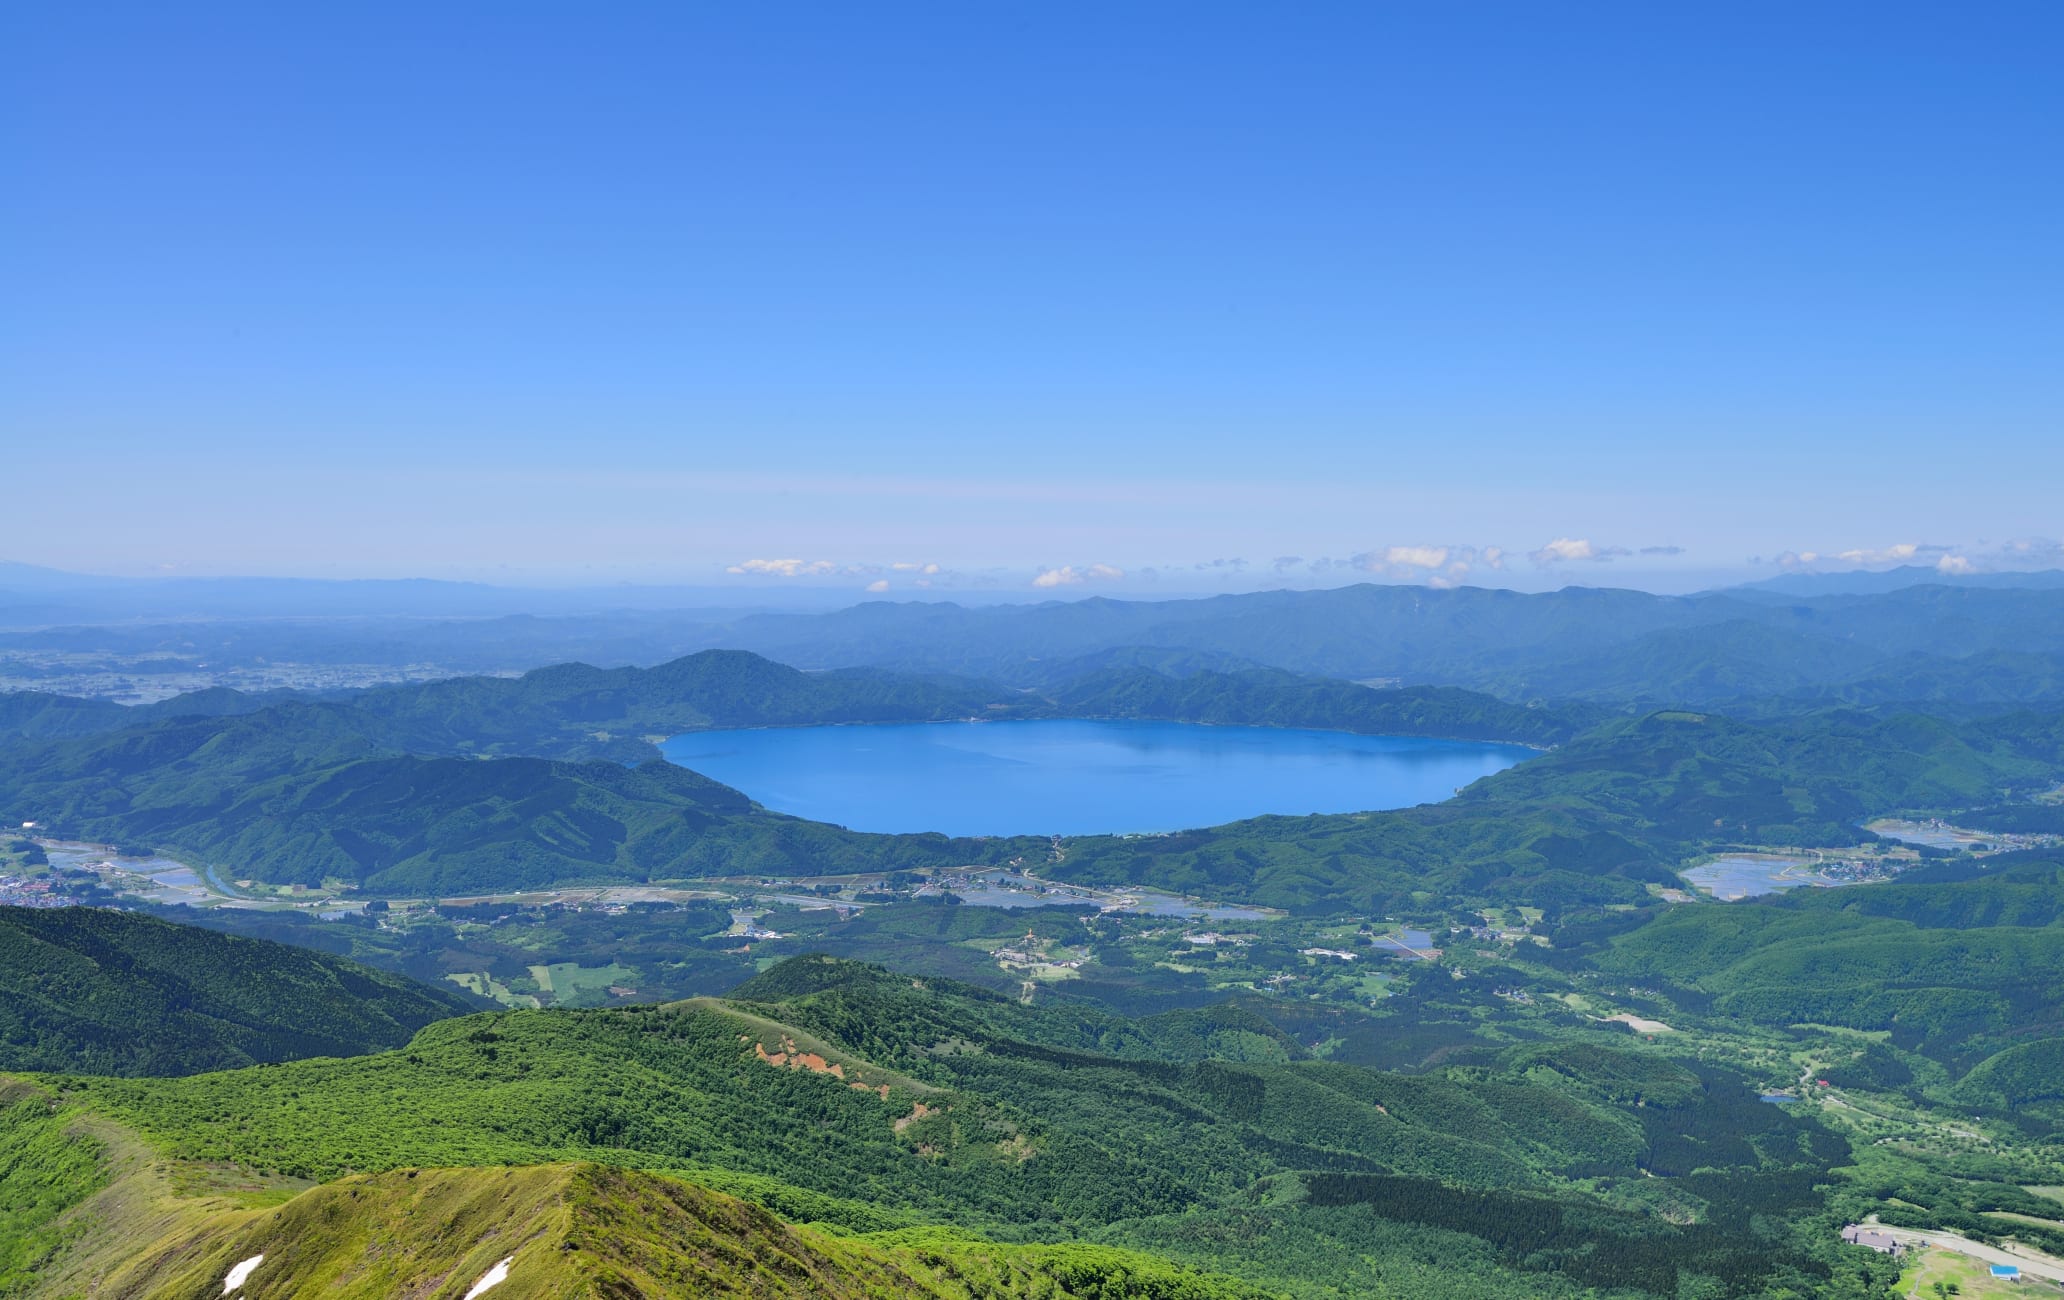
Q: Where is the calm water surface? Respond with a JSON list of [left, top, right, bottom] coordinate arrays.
[[1680, 855, 1812, 899], [661, 719, 1530, 837]]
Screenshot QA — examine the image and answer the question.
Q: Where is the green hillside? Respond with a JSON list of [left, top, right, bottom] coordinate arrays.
[[0, 906, 475, 1076], [0, 650, 1581, 766], [1049, 665, 1591, 746], [0, 650, 1599, 898], [0, 688, 281, 743], [0, 1091, 1264, 1300], [7, 698, 2061, 905], [0, 731, 1032, 894], [336, 649, 1034, 762], [3, 955, 1865, 1299], [1589, 855, 2064, 1067], [1048, 708, 2064, 911]]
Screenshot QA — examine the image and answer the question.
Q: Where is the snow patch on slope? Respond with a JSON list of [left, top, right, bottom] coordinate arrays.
[[221, 1255, 263, 1293], [463, 1255, 515, 1299]]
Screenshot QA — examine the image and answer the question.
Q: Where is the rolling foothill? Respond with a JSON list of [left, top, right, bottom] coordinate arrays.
[[6, 574, 2064, 1299]]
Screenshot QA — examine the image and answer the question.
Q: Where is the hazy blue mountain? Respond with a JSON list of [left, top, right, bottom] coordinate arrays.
[[704, 583, 2064, 709], [17, 579, 2064, 719], [707, 585, 1748, 684], [0, 687, 285, 741], [1725, 565, 2064, 598]]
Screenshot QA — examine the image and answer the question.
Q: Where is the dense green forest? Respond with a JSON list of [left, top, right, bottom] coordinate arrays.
[[0, 906, 474, 1075]]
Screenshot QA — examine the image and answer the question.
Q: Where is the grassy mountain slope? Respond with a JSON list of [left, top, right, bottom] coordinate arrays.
[[0, 1087, 1265, 1300], [15, 955, 1854, 1298], [0, 906, 474, 1075], [96, 1164, 1268, 1300]]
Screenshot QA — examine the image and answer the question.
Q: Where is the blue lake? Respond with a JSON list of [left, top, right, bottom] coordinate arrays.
[[661, 720, 1532, 837]]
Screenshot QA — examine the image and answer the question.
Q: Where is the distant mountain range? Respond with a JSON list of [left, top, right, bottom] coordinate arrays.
[[13, 566, 2064, 721], [1724, 564, 2064, 598], [697, 583, 2064, 713]]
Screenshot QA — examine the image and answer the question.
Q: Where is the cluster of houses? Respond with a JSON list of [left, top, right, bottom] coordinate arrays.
[[0, 872, 63, 908], [993, 933, 1084, 969]]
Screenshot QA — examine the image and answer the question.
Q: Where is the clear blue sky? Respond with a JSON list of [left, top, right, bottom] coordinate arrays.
[[4, 2, 2059, 594]]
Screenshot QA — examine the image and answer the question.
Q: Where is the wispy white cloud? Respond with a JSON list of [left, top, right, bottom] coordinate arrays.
[[1032, 563, 1125, 589], [1763, 539, 2064, 576], [728, 557, 954, 581], [1528, 538, 1632, 565], [726, 558, 839, 578], [864, 578, 891, 593], [1341, 543, 1504, 586], [1833, 542, 1933, 566], [1383, 545, 1451, 570], [2003, 538, 2064, 565]]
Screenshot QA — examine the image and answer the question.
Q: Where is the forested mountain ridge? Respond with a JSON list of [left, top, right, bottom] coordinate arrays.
[[3, 953, 1869, 1299], [0, 743, 1034, 894], [5, 673, 2060, 903], [0, 687, 284, 743], [1049, 665, 1593, 746], [0, 648, 1594, 760], [16, 575, 2064, 718], [1047, 707, 2064, 911], [0, 906, 474, 1075], [0, 1097, 1271, 1300], [700, 582, 2064, 699], [0, 650, 1599, 896]]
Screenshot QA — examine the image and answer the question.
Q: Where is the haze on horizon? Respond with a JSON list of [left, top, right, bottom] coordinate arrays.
[[5, 3, 2059, 597]]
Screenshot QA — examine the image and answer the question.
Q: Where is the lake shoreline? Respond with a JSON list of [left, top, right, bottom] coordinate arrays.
[[662, 717, 1531, 839]]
